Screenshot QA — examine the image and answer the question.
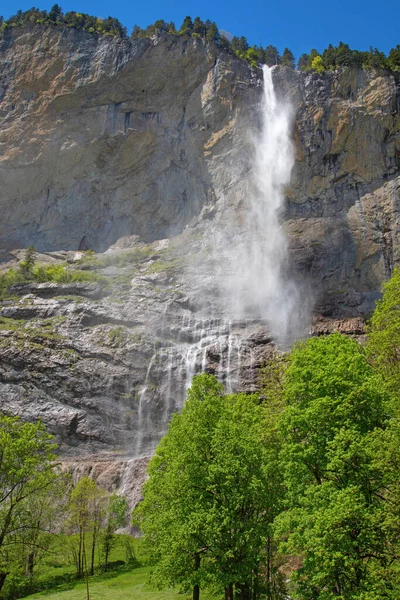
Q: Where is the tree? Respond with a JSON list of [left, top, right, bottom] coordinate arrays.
[[134, 374, 285, 600], [206, 21, 219, 45], [0, 415, 58, 593], [102, 495, 128, 570], [179, 16, 193, 35], [193, 16, 205, 37], [19, 245, 36, 278], [306, 48, 319, 70], [297, 53, 309, 71], [48, 4, 63, 23], [276, 333, 392, 599], [281, 48, 295, 68], [366, 267, 400, 392], [311, 55, 325, 73], [131, 24, 145, 38], [388, 45, 400, 70], [264, 45, 280, 67], [66, 477, 108, 581]]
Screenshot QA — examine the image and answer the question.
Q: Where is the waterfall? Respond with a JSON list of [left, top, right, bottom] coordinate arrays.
[[227, 64, 301, 344], [132, 65, 305, 457]]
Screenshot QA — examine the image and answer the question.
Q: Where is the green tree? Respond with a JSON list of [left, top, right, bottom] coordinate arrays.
[[366, 268, 400, 392], [131, 24, 145, 38], [48, 4, 63, 23], [306, 48, 319, 70], [193, 16, 205, 37], [102, 495, 128, 570], [388, 45, 400, 70], [206, 21, 219, 45], [297, 53, 309, 71], [311, 55, 325, 73], [264, 45, 280, 66], [179, 16, 193, 35], [134, 374, 285, 600], [66, 477, 108, 583], [362, 46, 387, 69], [281, 48, 295, 68], [0, 415, 58, 593], [277, 333, 392, 599], [19, 245, 36, 278]]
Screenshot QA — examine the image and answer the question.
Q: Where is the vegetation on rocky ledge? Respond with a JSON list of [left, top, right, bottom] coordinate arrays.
[[0, 247, 104, 300], [1, 6, 399, 71]]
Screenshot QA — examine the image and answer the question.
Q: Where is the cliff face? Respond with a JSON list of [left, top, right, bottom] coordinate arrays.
[[278, 67, 400, 316], [0, 25, 257, 251], [0, 27, 400, 496]]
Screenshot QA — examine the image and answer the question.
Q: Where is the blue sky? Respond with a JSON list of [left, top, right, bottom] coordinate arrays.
[[3, 0, 399, 59]]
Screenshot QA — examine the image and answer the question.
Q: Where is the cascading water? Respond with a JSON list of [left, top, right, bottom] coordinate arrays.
[[226, 65, 301, 344], [132, 65, 303, 457]]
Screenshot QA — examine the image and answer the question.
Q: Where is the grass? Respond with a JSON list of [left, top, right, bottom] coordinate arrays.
[[12, 534, 218, 600], [0, 264, 104, 300], [25, 566, 217, 600], [79, 246, 155, 270]]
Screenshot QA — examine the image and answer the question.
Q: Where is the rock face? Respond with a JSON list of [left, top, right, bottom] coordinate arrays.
[[0, 26, 400, 498], [0, 25, 257, 252], [276, 67, 400, 316]]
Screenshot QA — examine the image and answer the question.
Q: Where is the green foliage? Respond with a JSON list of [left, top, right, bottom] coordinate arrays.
[[205, 21, 219, 44], [134, 374, 286, 599], [0, 260, 103, 299], [102, 495, 129, 570], [179, 15, 193, 35], [2, 7, 396, 72], [0, 415, 59, 593], [297, 53, 309, 71], [281, 47, 295, 68], [276, 333, 393, 599], [1, 6, 126, 38], [311, 55, 325, 73], [263, 45, 281, 66], [0, 268, 26, 298], [19, 245, 37, 278], [388, 45, 400, 70], [366, 267, 400, 392]]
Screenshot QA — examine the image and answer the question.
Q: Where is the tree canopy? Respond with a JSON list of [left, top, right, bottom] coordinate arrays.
[[0, 416, 59, 593], [133, 373, 285, 600]]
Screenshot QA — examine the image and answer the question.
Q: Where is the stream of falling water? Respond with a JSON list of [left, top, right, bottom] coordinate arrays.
[[133, 66, 300, 457], [226, 65, 299, 343]]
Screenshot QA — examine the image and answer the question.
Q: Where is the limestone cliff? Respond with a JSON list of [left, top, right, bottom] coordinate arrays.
[[0, 25, 399, 499]]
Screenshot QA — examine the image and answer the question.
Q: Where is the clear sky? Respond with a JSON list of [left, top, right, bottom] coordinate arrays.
[[3, 0, 399, 59]]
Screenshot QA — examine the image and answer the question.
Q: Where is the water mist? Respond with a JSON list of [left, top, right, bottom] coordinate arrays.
[[133, 66, 307, 457], [226, 65, 303, 344]]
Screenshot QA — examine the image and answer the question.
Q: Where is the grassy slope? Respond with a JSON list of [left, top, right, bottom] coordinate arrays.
[[26, 566, 217, 600]]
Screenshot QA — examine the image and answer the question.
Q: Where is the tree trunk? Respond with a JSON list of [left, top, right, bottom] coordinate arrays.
[[193, 552, 200, 600], [266, 535, 271, 600], [78, 527, 83, 577], [27, 551, 35, 577], [0, 572, 8, 593], [90, 532, 96, 576], [235, 583, 250, 600], [193, 584, 200, 600], [241, 583, 250, 600], [225, 584, 234, 600], [83, 533, 90, 600]]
